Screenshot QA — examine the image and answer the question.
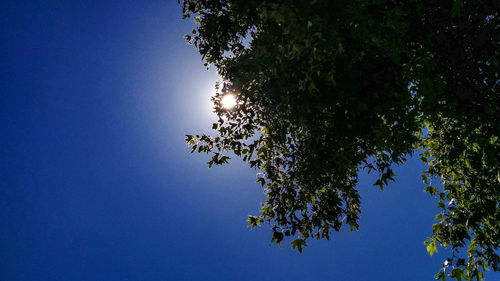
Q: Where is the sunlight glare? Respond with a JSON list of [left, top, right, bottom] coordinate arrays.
[[221, 94, 237, 109]]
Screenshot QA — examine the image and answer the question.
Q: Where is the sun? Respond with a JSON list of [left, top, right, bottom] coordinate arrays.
[[221, 94, 237, 109]]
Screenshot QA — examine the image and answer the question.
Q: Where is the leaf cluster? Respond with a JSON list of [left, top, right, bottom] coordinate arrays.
[[180, 0, 500, 279]]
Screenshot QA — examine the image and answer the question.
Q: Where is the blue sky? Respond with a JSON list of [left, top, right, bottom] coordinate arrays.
[[0, 1, 485, 280]]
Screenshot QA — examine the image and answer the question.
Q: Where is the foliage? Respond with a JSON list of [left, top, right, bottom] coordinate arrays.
[[180, 0, 500, 279]]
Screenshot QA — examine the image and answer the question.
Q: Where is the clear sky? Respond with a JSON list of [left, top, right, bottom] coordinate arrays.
[[1, 1, 490, 281]]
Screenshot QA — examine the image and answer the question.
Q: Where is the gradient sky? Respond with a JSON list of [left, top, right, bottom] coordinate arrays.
[[1, 1, 492, 281]]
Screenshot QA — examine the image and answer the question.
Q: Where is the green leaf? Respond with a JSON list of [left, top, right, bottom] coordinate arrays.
[[451, 0, 463, 18], [435, 271, 446, 281], [257, 177, 266, 186], [449, 268, 463, 281], [477, 270, 484, 281], [247, 216, 262, 229], [438, 200, 445, 209], [425, 186, 439, 195], [271, 231, 284, 247], [465, 159, 473, 170], [422, 174, 429, 184], [427, 240, 438, 256], [291, 238, 307, 253]]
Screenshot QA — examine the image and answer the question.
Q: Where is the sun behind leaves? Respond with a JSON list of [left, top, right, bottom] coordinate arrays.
[[221, 93, 237, 109]]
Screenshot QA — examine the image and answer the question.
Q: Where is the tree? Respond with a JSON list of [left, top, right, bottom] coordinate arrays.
[[180, 0, 500, 280]]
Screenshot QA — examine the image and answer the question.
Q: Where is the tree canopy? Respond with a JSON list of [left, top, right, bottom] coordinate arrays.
[[181, 0, 500, 280]]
